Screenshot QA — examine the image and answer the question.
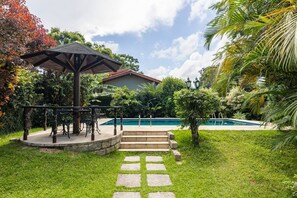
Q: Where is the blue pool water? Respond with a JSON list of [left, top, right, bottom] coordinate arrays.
[[101, 118, 260, 126]]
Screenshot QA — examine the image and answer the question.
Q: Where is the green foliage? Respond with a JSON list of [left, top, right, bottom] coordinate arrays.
[[115, 54, 140, 71], [1, 129, 296, 197], [111, 87, 140, 117], [199, 66, 218, 88], [205, 0, 297, 134], [221, 86, 246, 117], [35, 71, 73, 106], [136, 83, 162, 117], [48, 27, 86, 45], [158, 77, 186, 117], [233, 111, 247, 120], [174, 88, 220, 145], [81, 74, 105, 106], [0, 68, 41, 133]]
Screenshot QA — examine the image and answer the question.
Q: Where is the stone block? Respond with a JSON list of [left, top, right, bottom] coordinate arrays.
[[168, 132, 175, 140], [121, 163, 140, 171], [88, 142, 102, 151], [95, 149, 106, 156], [111, 137, 118, 146], [146, 163, 166, 171], [115, 143, 120, 149], [116, 174, 141, 187], [102, 140, 111, 148], [113, 192, 141, 198], [148, 192, 175, 198], [172, 150, 181, 161], [124, 156, 140, 162], [106, 146, 115, 154], [147, 174, 172, 187], [146, 156, 163, 162], [169, 140, 178, 149]]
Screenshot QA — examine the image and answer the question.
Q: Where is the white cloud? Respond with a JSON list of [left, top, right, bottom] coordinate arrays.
[[26, 0, 187, 41], [151, 32, 201, 61], [188, 0, 220, 22], [94, 41, 119, 53], [145, 66, 169, 80], [147, 37, 227, 80]]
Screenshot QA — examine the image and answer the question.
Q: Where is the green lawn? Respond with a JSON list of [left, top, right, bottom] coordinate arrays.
[[0, 129, 296, 197]]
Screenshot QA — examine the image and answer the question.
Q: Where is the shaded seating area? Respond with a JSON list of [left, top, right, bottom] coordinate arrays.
[[23, 105, 123, 144]]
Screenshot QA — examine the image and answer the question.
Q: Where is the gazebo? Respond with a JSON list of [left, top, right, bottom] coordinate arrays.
[[21, 42, 122, 135]]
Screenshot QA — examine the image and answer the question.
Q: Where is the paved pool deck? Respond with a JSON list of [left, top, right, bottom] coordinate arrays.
[[19, 118, 275, 147]]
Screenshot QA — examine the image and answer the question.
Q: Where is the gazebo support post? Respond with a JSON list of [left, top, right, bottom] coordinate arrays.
[[23, 107, 31, 140], [114, 108, 117, 135], [73, 58, 81, 135], [52, 109, 57, 143], [91, 107, 95, 141], [120, 107, 123, 131]]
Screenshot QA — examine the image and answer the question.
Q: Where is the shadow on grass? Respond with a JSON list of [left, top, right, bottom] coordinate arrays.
[[0, 141, 124, 197], [251, 130, 297, 177], [173, 130, 227, 168]]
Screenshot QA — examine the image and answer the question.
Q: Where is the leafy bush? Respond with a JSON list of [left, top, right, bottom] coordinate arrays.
[[233, 111, 247, 119], [174, 88, 220, 145]]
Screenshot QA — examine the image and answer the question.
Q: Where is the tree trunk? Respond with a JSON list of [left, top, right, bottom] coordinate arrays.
[[190, 124, 199, 146]]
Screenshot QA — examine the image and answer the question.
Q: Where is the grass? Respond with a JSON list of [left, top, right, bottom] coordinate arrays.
[[0, 129, 296, 197]]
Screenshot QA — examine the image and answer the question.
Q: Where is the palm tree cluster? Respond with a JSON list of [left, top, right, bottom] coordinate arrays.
[[206, 0, 297, 143]]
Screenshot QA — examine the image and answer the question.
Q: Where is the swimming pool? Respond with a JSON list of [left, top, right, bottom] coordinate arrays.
[[101, 118, 260, 126]]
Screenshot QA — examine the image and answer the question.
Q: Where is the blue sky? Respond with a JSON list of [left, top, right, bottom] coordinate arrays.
[[26, 0, 224, 80]]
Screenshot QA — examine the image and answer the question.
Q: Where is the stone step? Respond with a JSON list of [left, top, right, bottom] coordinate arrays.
[[120, 142, 169, 149], [121, 135, 168, 142], [118, 149, 170, 152], [123, 131, 168, 136]]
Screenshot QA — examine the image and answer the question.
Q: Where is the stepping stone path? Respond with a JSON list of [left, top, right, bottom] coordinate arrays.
[[121, 163, 140, 171], [114, 156, 175, 198]]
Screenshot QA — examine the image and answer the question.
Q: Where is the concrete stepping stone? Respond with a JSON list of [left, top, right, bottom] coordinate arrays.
[[113, 192, 141, 198], [146, 156, 163, 162], [124, 156, 140, 162], [116, 174, 141, 188], [147, 174, 172, 187], [121, 163, 140, 171], [146, 163, 166, 171], [148, 192, 175, 198]]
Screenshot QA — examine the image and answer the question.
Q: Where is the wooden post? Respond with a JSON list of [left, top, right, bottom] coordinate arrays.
[[23, 107, 29, 140], [114, 108, 117, 135], [120, 107, 123, 131], [43, 108, 47, 131], [91, 107, 95, 141], [52, 109, 57, 143]]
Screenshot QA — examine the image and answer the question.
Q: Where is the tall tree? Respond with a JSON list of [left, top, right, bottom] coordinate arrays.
[[0, 0, 56, 118], [48, 27, 85, 45], [115, 54, 140, 71], [199, 66, 218, 89]]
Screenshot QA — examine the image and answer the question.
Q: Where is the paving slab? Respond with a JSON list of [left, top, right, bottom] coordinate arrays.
[[121, 163, 140, 171], [113, 192, 141, 198], [116, 174, 141, 188], [146, 156, 163, 162], [148, 192, 175, 198], [124, 156, 140, 162], [146, 163, 166, 171], [147, 174, 172, 187]]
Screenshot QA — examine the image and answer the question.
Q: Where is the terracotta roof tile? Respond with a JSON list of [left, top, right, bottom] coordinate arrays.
[[103, 69, 161, 84]]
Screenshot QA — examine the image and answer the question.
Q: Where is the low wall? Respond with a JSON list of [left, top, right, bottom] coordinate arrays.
[[64, 133, 122, 155], [21, 133, 122, 155]]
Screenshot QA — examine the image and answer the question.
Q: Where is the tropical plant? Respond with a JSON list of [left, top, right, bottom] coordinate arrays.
[[174, 88, 220, 145], [158, 77, 186, 117], [136, 83, 162, 117], [111, 87, 140, 118]]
